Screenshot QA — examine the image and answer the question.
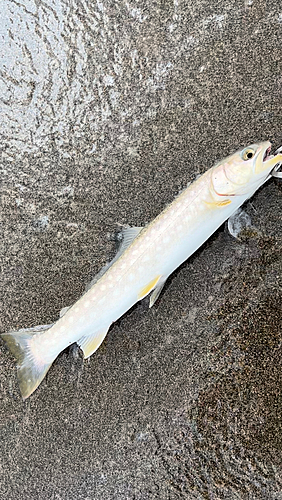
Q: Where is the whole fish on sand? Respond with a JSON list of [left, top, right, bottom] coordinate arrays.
[[2, 141, 282, 398]]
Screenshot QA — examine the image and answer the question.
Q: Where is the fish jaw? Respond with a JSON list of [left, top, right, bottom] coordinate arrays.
[[255, 143, 282, 176]]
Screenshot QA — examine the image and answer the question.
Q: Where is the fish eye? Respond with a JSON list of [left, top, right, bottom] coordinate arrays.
[[241, 148, 255, 161]]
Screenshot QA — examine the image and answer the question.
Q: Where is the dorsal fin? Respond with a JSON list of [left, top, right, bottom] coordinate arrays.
[[116, 225, 143, 254], [85, 225, 144, 291]]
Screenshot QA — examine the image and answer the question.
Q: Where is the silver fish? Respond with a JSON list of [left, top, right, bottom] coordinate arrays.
[[2, 141, 282, 398]]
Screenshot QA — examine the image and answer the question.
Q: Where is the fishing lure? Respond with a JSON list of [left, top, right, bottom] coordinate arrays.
[[2, 141, 282, 398]]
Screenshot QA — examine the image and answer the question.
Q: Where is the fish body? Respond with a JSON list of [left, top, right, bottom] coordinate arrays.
[[2, 141, 282, 398]]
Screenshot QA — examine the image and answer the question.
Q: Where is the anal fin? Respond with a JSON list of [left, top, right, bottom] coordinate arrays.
[[77, 328, 109, 359]]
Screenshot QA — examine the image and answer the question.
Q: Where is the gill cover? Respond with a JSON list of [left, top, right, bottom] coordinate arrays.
[[211, 142, 272, 196]]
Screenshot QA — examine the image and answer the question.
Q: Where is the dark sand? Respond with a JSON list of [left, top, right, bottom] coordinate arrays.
[[1, 1, 281, 498]]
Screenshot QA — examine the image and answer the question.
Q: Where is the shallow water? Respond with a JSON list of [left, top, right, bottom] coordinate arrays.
[[1, 0, 179, 158]]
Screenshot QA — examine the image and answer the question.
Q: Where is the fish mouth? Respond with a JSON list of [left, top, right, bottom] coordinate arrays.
[[263, 145, 272, 162], [255, 142, 282, 175], [271, 146, 282, 178], [262, 144, 282, 163]]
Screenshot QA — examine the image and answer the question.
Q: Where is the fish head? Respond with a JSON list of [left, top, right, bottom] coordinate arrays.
[[211, 141, 282, 196]]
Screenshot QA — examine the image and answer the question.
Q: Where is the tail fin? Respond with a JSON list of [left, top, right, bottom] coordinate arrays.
[[2, 324, 54, 399]]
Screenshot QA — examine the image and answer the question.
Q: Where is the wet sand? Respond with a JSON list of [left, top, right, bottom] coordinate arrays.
[[1, 1, 282, 498]]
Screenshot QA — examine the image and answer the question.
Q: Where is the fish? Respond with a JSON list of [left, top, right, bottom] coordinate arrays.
[[2, 141, 282, 399]]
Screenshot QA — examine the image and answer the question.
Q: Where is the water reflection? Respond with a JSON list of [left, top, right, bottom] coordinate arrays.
[[0, 0, 180, 157]]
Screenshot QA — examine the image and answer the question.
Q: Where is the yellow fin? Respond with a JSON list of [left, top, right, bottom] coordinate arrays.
[[205, 199, 232, 208], [138, 275, 161, 300], [77, 329, 109, 359]]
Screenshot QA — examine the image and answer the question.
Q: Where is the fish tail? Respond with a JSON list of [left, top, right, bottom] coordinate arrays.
[[2, 324, 54, 399]]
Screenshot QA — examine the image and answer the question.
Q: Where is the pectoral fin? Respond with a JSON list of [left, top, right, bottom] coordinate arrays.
[[228, 208, 251, 239], [77, 328, 109, 358], [205, 199, 232, 208]]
